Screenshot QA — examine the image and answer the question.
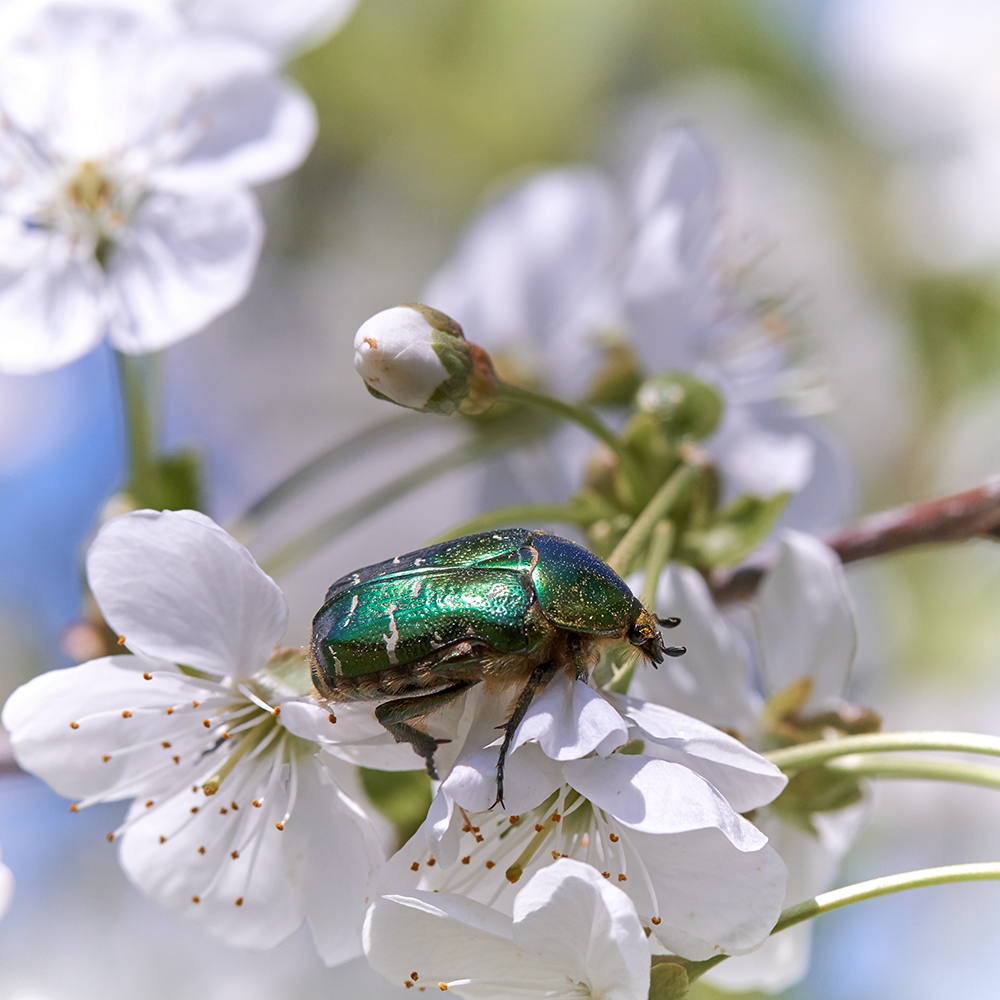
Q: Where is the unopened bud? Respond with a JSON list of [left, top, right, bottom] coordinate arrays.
[[354, 304, 497, 416], [635, 371, 723, 441]]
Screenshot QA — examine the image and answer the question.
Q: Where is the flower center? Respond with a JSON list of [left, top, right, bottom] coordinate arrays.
[[55, 159, 132, 269]]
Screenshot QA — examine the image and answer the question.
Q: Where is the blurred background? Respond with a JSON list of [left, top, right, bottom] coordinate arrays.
[[3, 0, 1000, 997]]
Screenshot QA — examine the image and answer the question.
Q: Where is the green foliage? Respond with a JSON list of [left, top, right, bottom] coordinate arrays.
[[635, 372, 724, 442], [360, 768, 433, 847], [680, 492, 791, 568]]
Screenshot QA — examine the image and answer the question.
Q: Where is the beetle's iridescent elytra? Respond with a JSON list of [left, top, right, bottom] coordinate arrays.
[[309, 528, 684, 806]]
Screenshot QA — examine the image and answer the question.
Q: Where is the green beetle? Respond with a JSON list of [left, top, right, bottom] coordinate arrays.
[[310, 528, 683, 806]]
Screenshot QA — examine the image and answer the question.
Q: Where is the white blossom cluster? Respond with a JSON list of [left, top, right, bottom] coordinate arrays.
[[0, 0, 356, 374], [0, 7, 874, 993]]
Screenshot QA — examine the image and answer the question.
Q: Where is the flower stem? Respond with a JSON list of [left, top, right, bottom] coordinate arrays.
[[765, 731, 1000, 771], [228, 413, 419, 540], [771, 863, 1000, 935], [606, 463, 699, 577], [827, 754, 1000, 792], [429, 504, 589, 543], [115, 351, 159, 508], [496, 381, 643, 505], [258, 432, 530, 577], [607, 520, 675, 695]]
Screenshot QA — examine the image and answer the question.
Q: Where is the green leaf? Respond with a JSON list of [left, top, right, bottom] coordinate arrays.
[[649, 962, 690, 1000], [681, 492, 791, 568]]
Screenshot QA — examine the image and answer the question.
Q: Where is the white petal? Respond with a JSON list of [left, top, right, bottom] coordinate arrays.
[[117, 743, 303, 948], [424, 167, 621, 399], [364, 890, 567, 999], [182, 0, 358, 56], [753, 530, 857, 706], [614, 696, 787, 813], [438, 742, 563, 816], [282, 754, 386, 965], [711, 411, 815, 496], [629, 565, 760, 734], [705, 806, 865, 992], [105, 188, 262, 355], [87, 510, 287, 677], [2, 654, 224, 801], [0, 246, 106, 375], [513, 675, 627, 760], [635, 827, 787, 959], [160, 71, 316, 188], [563, 754, 766, 847], [279, 699, 422, 771], [512, 859, 650, 1000]]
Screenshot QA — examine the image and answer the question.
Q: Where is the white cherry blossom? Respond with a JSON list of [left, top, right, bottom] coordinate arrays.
[[630, 530, 867, 992], [1, 509, 389, 964], [378, 673, 789, 962], [0, 2, 316, 374], [365, 858, 651, 1000], [425, 127, 836, 509]]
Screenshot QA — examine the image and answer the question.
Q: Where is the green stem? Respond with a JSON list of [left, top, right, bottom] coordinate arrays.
[[606, 463, 699, 576], [684, 862, 1000, 982], [228, 413, 419, 539], [765, 731, 1000, 772], [496, 382, 643, 505], [772, 863, 1000, 935], [259, 435, 517, 577], [116, 351, 159, 508], [608, 520, 675, 695], [429, 504, 588, 544], [827, 754, 1000, 793]]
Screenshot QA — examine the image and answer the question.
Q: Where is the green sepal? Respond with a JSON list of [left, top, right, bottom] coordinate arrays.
[[584, 340, 645, 407], [768, 765, 866, 835], [649, 962, 690, 1000], [154, 449, 203, 512], [680, 492, 792, 568]]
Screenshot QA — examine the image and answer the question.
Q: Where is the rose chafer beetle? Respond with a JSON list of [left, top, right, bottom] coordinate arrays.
[[309, 528, 684, 806]]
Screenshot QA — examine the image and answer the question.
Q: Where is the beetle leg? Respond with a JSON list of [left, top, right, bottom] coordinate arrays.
[[375, 681, 476, 780], [491, 661, 558, 811], [567, 632, 589, 682]]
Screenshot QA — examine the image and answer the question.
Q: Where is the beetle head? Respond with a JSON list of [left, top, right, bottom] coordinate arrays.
[[627, 605, 685, 665]]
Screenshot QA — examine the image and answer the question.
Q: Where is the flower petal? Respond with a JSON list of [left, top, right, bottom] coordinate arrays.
[[0, 847, 13, 921], [105, 188, 263, 355], [87, 510, 287, 678], [513, 674, 628, 760], [635, 827, 787, 959], [424, 167, 621, 399], [753, 530, 857, 706], [614, 695, 787, 813], [364, 889, 566, 999], [563, 754, 766, 847], [0, 244, 106, 375], [512, 858, 650, 1000], [629, 564, 760, 734], [2, 654, 225, 801], [283, 754, 387, 965]]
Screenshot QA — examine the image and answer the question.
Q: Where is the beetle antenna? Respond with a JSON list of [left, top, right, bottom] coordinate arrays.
[[664, 645, 686, 657], [656, 616, 681, 628]]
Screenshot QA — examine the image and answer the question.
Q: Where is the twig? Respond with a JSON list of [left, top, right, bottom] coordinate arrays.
[[711, 477, 1000, 602]]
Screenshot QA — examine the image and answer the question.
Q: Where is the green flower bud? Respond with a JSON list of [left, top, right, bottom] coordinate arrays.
[[353, 304, 497, 416], [634, 371, 723, 440]]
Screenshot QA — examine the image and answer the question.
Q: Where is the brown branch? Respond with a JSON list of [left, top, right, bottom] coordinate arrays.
[[711, 477, 1000, 603]]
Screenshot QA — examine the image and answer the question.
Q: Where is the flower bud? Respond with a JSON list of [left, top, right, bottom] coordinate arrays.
[[635, 371, 723, 440], [353, 304, 497, 416]]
